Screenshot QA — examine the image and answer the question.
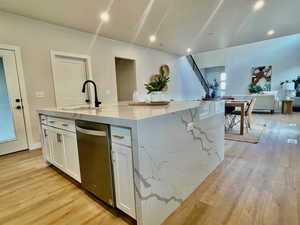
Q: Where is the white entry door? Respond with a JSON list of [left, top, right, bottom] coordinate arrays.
[[0, 49, 27, 155]]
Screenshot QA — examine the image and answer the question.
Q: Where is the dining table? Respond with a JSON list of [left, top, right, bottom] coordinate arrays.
[[225, 100, 249, 135]]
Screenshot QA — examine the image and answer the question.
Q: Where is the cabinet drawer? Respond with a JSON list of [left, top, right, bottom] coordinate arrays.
[[111, 126, 131, 147], [47, 117, 59, 126], [47, 117, 75, 132], [56, 119, 75, 132]]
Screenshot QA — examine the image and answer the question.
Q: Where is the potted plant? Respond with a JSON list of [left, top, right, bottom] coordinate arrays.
[[144, 65, 170, 102]]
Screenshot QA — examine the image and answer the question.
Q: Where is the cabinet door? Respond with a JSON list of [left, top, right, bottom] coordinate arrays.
[[112, 143, 136, 219], [41, 125, 51, 162], [63, 132, 81, 182], [47, 129, 65, 171]]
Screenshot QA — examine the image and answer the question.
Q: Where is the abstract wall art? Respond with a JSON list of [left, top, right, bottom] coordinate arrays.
[[251, 65, 272, 91]]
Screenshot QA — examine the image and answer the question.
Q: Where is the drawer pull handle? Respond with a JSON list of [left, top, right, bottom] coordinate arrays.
[[112, 135, 125, 139], [49, 121, 55, 124], [62, 124, 69, 127], [57, 133, 62, 143]]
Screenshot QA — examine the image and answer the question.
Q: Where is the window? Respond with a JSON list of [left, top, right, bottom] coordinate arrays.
[[220, 72, 227, 81], [220, 72, 227, 96]]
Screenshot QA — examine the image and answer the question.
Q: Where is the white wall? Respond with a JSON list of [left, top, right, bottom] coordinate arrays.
[[0, 11, 190, 145], [176, 57, 205, 100], [194, 33, 300, 95]]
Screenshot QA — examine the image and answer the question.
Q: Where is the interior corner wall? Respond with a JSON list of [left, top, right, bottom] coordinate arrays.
[[0, 11, 185, 145], [194, 33, 300, 95], [176, 56, 205, 100]]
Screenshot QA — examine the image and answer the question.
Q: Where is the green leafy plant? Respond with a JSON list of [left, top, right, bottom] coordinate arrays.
[[144, 74, 170, 94], [248, 84, 263, 94]]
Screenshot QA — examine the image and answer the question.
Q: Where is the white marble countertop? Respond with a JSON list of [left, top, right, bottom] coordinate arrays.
[[38, 101, 221, 121]]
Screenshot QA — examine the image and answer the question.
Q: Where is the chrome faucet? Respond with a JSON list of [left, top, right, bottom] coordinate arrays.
[[82, 80, 101, 108]]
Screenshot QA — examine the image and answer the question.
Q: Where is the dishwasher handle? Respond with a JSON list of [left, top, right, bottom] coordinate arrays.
[[76, 126, 107, 137]]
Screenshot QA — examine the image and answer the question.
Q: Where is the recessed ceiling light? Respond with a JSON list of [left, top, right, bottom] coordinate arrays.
[[267, 29, 275, 36], [253, 0, 265, 11], [149, 35, 156, 43], [100, 12, 110, 22], [187, 48, 192, 54]]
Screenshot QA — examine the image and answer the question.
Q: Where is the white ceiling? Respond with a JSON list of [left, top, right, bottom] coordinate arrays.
[[0, 0, 300, 55]]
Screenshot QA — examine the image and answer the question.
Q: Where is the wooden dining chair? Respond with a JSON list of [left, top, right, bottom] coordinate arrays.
[[223, 97, 236, 131], [245, 98, 256, 129], [229, 98, 256, 132]]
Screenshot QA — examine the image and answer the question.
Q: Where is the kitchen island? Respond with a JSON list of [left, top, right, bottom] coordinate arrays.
[[37, 101, 225, 225]]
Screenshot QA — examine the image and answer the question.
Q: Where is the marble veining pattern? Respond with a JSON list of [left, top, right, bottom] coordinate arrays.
[[133, 104, 224, 225], [133, 146, 184, 205], [181, 108, 222, 160]]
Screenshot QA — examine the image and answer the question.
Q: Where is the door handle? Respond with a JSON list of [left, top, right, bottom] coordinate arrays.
[[57, 133, 62, 143], [76, 126, 107, 136], [16, 105, 23, 110]]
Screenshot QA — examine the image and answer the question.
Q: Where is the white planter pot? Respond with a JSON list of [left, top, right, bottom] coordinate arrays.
[[149, 91, 166, 102]]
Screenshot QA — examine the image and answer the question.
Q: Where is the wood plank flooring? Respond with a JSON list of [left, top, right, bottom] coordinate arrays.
[[0, 150, 135, 225], [0, 113, 299, 225]]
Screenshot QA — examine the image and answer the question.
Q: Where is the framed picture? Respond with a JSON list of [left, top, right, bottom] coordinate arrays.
[[251, 65, 272, 91]]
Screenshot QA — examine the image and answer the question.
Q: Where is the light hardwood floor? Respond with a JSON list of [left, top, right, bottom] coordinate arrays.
[[0, 150, 136, 225], [0, 113, 299, 225]]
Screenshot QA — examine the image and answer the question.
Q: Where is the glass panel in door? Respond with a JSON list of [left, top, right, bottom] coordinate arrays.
[[0, 57, 16, 142]]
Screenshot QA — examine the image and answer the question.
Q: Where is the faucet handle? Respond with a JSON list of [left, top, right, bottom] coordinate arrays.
[[95, 100, 102, 107]]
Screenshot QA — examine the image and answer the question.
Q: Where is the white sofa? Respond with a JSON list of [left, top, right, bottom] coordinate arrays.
[[292, 97, 300, 110], [232, 93, 277, 113]]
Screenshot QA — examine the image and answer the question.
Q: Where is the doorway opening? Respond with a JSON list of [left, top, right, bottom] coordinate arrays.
[[115, 57, 136, 102]]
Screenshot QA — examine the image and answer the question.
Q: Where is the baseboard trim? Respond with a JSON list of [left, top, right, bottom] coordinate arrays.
[[29, 142, 41, 150]]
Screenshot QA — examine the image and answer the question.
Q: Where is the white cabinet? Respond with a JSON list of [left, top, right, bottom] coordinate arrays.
[[63, 131, 81, 182], [40, 117, 136, 218], [41, 125, 51, 162], [111, 127, 136, 219], [40, 116, 81, 182], [47, 128, 65, 171]]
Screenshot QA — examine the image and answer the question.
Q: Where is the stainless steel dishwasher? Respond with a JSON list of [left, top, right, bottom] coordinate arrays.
[[75, 120, 115, 207]]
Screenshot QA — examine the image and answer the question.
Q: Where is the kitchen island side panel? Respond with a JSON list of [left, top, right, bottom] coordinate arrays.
[[133, 104, 224, 225]]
